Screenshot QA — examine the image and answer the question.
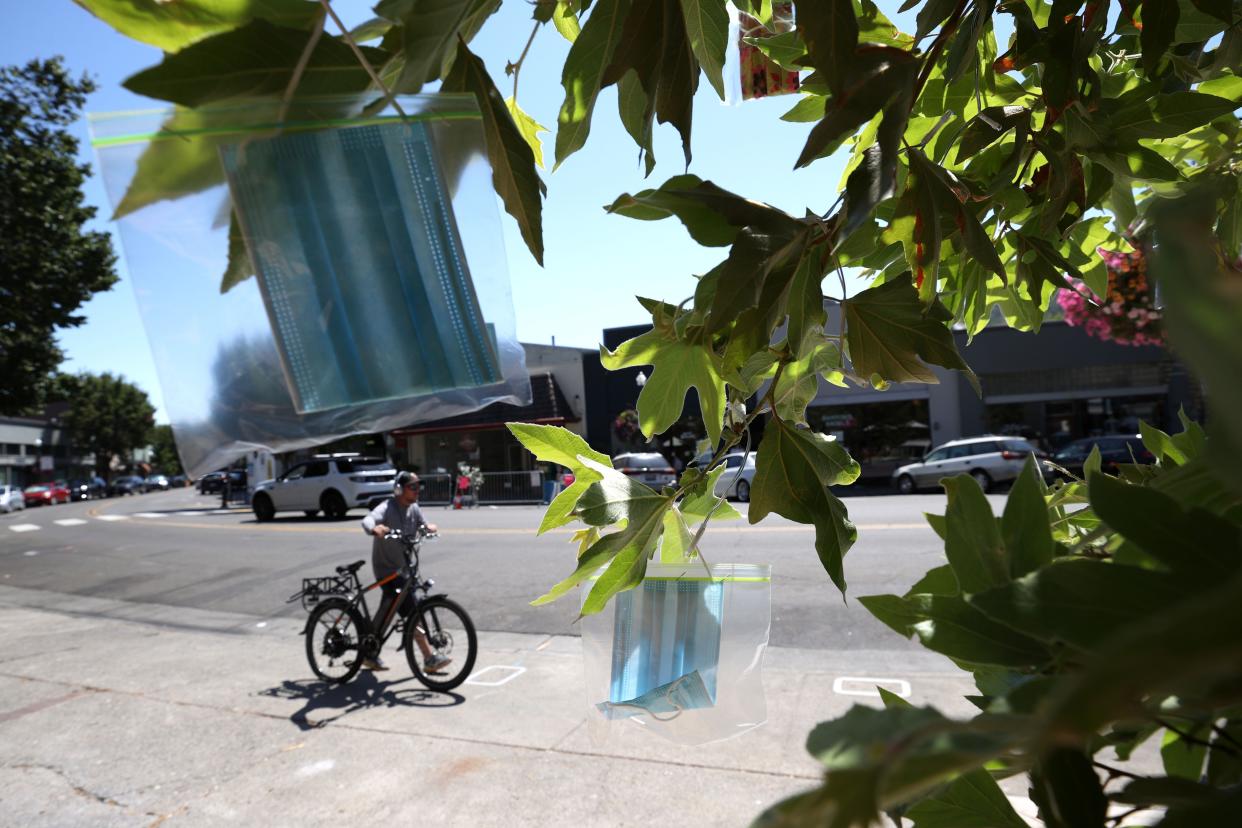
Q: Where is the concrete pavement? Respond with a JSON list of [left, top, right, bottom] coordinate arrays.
[[0, 582, 982, 826]]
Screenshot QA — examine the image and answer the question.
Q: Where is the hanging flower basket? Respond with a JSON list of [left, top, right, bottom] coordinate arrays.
[[613, 409, 641, 444], [1057, 243, 1164, 346]]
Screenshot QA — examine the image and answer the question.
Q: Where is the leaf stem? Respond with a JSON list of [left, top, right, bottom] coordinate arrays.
[[1091, 760, 1142, 781], [319, 0, 408, 119], [278, 7, 327, 126], [1157, 718, 1242, 758], [510, 20, 541, 102]]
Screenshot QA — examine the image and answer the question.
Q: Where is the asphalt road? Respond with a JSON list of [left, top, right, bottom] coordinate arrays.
[[0, 486, 1006, 653]]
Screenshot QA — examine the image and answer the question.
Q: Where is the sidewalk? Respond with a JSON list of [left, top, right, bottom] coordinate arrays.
[[0, 584, 986, 826]]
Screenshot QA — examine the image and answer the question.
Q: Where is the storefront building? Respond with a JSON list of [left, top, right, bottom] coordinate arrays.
[[0, 415, 93, 487]]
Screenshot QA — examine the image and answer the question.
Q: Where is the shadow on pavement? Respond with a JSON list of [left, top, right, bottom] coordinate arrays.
[[259, 674, 464, 730]]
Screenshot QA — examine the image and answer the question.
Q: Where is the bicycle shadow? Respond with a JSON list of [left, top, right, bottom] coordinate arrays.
[[259, 673, 465, 731]]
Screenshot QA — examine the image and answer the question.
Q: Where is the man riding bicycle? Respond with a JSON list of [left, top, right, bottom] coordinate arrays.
[[360, 470, 450, 673]]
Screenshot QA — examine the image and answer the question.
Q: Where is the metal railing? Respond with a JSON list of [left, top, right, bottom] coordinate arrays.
[[416, 470, 547, 506]]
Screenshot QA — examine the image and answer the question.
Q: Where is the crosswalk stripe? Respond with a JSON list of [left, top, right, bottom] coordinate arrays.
[[54, 519, 87, 527], [133, 512, 166, 519], [9, 524, 39, 533], [95, 515, 129, 522], [177, 511, 205, 516]]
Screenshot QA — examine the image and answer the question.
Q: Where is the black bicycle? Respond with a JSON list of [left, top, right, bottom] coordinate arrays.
[[289, 529, 477, 690]]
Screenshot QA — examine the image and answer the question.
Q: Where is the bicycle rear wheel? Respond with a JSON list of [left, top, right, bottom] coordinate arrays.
[[305, 598, 366, 684], [404, 596, 477, 691]]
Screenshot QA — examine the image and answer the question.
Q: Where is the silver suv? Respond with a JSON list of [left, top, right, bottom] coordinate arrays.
[[892, 436, 1042, 494], [251, 454, 396, 521]]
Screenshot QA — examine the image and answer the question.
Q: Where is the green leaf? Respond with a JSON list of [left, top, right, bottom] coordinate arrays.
[[914, 0, 958, 40], [1083, 444, 1102, 479], [1140, 421, 1188, 466], [1091, 146, 1182, 182], [968, 558, 1196, 651], [111, 108, 227, 219], [506, 423, 611, 533], [955, 106, 1029, 163], [905, 564, 959, 597], [795, 47, 919, 169], [1188, 0, 1233, 23], [377, 0, 484, 92], [771, 338, 841, 424], [600, 306, 726, 445], [505, 96, 549, 168], [680, 465, 742, 522], [746, 29, 807, 70], [942, 474, 1008, 594], [1162, 724, 1210, 780], [220, 210, 254, 293], [905, 769, 1029, 828], [1173, 408, 1208, 460], [74, 0, 322, 52], [749, 418, 859, 591], [1088, 473, 1242, 582], [616, 70, 656, 175], [606, 174, 795, 246], [1111, 91, 1238, 140], [1141, 0, 1181, 75], [659, 504, 695, 562], [444, 39, 546, 265], [842, 274, 979, 392], [123, 20, 386, 107], [1000, 455, 1053, 578], [552, 0, 582, 42], [1115, 776, 1225, 807], [678, 0, 729, 98], [532, 457, 673, 613], [1028, 749, 1108, 828], [795, 0, 858, 99], [554, 0, 631, 167], [859, 592, 1052, 666]]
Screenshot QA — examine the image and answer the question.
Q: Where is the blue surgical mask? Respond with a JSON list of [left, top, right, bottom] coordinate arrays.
[[220, 121, 500, 413], [604, 577, 724, 718]]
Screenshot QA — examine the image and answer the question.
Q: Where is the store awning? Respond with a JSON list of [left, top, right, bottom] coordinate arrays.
[[390, 373, 579, 436]]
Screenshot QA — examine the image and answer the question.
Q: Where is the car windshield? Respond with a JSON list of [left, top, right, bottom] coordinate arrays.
[[335, 458, 392, 473], [25, 486, 47, 492]]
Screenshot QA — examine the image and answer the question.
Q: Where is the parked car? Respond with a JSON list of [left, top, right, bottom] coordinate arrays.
[[197, 470, 228, 494], [169, 474, 188, 488], [1050, 435, 1154, 479], [712, 452, 757, 502], [0, 485, 25, 513], [892, 436, 1043, 494], [612, 452, 677, 489], [144, 475, 170, 492], [108, 476, 144, 496], [23, 483, 69, 506], [251, 454, 396, 521], [68, 478, 106, 500]]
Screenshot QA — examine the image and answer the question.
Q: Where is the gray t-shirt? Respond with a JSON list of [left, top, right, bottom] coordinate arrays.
[[361, 497, 428, 579]]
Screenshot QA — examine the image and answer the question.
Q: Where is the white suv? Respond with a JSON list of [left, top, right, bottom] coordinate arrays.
[[892, 436, 1043, 494], [251, 455, 396, 521], [0, 485, 26, 513]]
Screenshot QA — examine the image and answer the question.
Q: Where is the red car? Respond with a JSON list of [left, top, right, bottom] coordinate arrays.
[[23, 483, 69, 506]]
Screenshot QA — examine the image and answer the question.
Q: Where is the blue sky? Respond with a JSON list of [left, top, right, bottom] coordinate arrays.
[[3, 0, 896, 421]]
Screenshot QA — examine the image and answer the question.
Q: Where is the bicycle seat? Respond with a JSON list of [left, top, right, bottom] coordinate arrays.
[[336, 560, 365, 576]]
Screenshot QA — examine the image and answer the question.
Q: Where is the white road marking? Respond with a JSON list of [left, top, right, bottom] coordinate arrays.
[[9, 524, 39, 533], [177, 511, 205, 516], [133, 513, 166, 519], [23, 550, 38, 556], [464, 665, 526, 687], [95, 515, 129, 522], [54, 518, 88, 527], [295, 759, 335, 777], [832, 676, 912, 698]]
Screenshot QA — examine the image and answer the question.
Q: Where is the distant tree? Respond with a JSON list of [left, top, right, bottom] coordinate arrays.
[[60, 372, 155, 476], [0, 57, 118, 415], [149, 424, 183, 475]]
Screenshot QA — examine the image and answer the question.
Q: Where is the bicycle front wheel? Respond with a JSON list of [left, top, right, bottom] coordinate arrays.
[[404, 596, 477, 691], [305, 598, 366, 684]]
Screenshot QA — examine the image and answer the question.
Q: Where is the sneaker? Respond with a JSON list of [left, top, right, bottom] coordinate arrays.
[[424, 654, 452, 674], [361, 656, 388, 671]]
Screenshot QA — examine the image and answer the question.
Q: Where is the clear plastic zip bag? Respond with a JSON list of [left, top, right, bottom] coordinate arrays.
[[581, 562, 772, 746], [90, 94, 529, 477]]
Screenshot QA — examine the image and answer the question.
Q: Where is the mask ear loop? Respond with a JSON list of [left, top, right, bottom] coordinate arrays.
[[605, 673, 693, 722]]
